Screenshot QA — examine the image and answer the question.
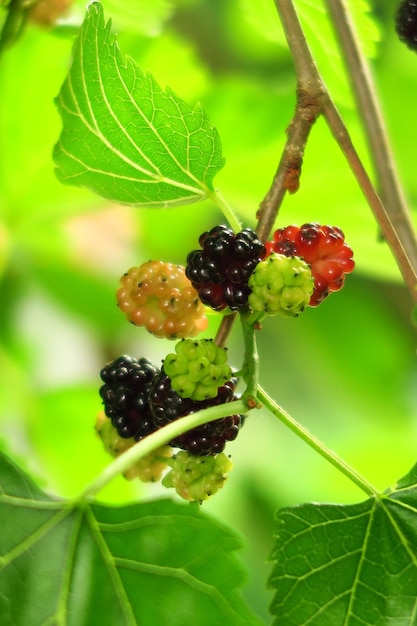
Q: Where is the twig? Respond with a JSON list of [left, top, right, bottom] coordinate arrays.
[[217, 0, 417, 349], [322, 98, 417, 300], [256, 89, 323, 241], [272, 0, 417, 303], [324, 0, 417, 277], [256, 2, 327, 241]]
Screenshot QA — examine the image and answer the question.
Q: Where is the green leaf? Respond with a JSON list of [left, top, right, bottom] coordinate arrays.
[[53, 2, 224, 208], [0, 451, 264, 626], [269, 463, 417, 625]]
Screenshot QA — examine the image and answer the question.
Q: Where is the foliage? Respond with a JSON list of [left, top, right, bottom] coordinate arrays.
[[0, 451, 262, 626], [1, 0, 417, 624], [270, 464, 417, 624]]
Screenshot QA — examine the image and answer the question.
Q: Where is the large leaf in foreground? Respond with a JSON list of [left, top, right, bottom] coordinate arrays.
[[0, 452, 264, 626], [269, 464, 417, 625], [54, 2, 224, 208]]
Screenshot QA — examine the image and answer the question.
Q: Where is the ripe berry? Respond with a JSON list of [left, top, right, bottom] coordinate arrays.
[[265, 223, 354, 306], [95, 411, 172, 482], [117, 261, 208, 339], [248, 253, 314, 317], [163, 338, 232, 401], [162, 451, 233, 501], [150, 373, 242, 456], [99, 355, 159, 440], [185, 226, 266, 311], [396, 0, 417, 51]]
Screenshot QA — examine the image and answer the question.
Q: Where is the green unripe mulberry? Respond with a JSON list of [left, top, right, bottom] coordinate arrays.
[[162, 450, 233, 501], [248, 253, 314, 317], [163, 338, 232, 401]]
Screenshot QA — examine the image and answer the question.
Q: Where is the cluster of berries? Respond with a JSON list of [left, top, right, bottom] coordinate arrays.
[[114, 224, 353, 333], [98, 222, 354, 500], [98, 348, 240, 500], [99, 350, 242, 456], [185, 223, 354, 316]]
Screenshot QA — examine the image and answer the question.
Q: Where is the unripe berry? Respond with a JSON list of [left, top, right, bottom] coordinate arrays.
[[162, 450, 233, 501], [117, 261, 208, 339], [163, 339, 232, 401], [248, 253, 314, 317]]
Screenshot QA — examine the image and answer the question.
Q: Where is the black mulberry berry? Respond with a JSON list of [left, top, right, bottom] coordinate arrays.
[[150, 372, 242, 455], [185, 226, 266, 311], [396, 0, 417, 51], [99, 355, 159, 440]]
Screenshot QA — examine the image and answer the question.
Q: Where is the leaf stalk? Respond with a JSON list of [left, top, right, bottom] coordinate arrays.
[[257, 385, 378, 498], [79, 399, 248, 500]]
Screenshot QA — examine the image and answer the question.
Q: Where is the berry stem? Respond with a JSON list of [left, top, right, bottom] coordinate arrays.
[[239, 311, 260, 400], [214, 312, 237, 348], [207, 189, 243, 233], [0, 0, 26, 56], [257, 385, 378, 498], [79, 399, 248, 500]]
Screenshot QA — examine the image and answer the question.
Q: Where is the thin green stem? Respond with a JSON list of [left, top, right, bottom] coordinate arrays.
[[79, 399, 248, 501], [0, 0, 27, 56], [239, 312, 260, 401], [257, 384, 378, 498], [207, 189, 242, 233]]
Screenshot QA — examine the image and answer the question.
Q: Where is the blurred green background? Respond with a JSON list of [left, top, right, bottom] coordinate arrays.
[[1, 0, 416, 619]]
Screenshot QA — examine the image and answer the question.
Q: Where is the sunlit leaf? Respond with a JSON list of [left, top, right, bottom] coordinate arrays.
[[54, 2, 224, 208], [269, 463, 417, 625], [0, 451, 264, 626]]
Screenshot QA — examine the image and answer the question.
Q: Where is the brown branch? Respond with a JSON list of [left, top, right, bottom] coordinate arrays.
[[271, 0, 417, 302], [217, 0, 417, 346], [256, 89, 323, 242], [324, 0, 417, 293]]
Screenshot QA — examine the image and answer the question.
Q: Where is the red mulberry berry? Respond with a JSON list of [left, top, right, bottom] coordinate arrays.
[[150, 373, 242, 456], [99, 355, 159, 440], [185, 226, 266, 311], [396, 0, 417, 51], [265, 223, 354, 306], [117, 261, 208, 339]]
